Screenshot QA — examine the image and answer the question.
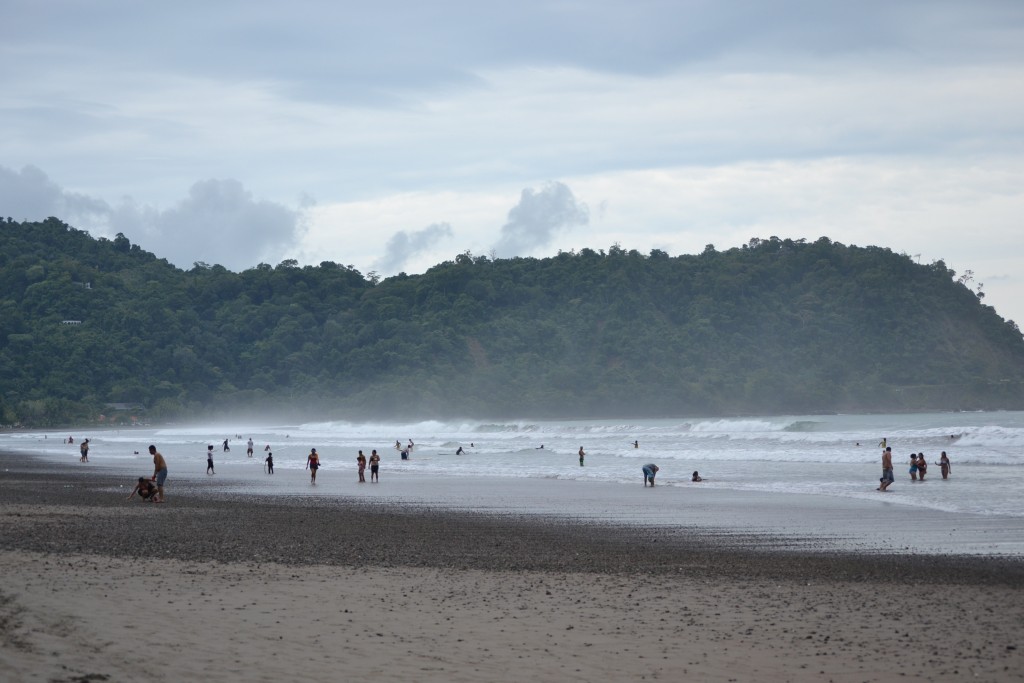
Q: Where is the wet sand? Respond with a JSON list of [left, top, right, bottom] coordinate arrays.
[[2, 452, 1023, 682]]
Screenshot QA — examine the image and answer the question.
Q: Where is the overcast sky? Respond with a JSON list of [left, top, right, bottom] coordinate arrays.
[[2, 0, 1023, 325]]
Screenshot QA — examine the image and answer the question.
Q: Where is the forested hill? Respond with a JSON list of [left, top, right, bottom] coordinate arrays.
[[2, 217, 1024, 426]]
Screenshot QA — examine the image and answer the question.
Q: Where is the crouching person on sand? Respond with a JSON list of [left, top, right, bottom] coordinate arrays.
[[127, 477, 158, 502]]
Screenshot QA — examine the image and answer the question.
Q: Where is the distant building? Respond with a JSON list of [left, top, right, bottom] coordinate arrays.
[[104, 403, 145, 412]]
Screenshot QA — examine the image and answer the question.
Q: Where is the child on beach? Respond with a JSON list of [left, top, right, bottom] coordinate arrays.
[[207, 445, 215, 475], [265, 451, 274, 474], [909, 454, 919, 481]]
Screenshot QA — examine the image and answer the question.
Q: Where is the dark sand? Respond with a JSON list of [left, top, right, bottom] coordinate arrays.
[[2, 452, 1023, 682]]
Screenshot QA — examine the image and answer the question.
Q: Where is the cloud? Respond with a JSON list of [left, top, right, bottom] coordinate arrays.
[[120, 179, 306, 270], [492, 182, 589, 258], [375, 222, 454, 273], [0, 164, 305, 271], [0, 165, 111, 225]]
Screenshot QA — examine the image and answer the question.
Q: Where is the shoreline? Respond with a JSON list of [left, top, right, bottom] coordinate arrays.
[[3, 451, 1024, 682], [3, 450, 1023, 581]]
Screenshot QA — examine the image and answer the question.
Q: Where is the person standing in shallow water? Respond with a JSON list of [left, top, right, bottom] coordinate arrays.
[[935, 451, 951, 479], [306, 448, 320, 484], [369, 449, 380, 482], [206, 445, 215, 475], [878, 447, 894, 491], [265, 451, 274, 474], [578, 446, 585, 467], [642, 463, 658, 486]]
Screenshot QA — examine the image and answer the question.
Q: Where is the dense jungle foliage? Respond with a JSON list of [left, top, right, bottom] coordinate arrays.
[[2, 217, 1023, 426]]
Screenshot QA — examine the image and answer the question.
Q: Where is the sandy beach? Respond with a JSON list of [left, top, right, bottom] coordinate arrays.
[[2, 453, 1023, 682]]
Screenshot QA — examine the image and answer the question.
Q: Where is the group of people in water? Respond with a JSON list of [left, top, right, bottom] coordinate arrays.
[[58, 431, 952, 502], [877, 437, 952, 492], [908, 451, 952, 481]]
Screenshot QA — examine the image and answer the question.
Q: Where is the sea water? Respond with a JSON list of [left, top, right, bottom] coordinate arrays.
[[4, 411, 1023, 518]]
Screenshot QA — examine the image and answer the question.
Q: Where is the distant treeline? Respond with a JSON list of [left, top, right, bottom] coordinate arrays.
[[2, 217, 1023, 426]]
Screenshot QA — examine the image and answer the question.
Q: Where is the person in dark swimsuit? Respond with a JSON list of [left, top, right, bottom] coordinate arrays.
[[306, 448, 320, 483]]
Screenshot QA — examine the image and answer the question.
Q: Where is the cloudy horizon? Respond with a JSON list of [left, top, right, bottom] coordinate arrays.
[[2, 1, 1023, 324]]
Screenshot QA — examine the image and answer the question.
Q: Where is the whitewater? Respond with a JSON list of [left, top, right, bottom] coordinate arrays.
[[5, 411, 1024, 518]]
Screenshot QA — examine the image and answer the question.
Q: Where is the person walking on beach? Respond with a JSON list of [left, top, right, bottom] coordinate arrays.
[[306, 448, 320, 484], [578, 446, 585, 467], [878, 447, 894, 491], [247, 438, 254, 458], [369, 449, 380, 482], [79, 439, 89, 463], [935, 451, 951, 479], [265, 451, 274, 474], [206, 445, 215, 475], [917, 453, 928, 481], [642, 463, 659, 486], [357, 450, 366, 483], [223, 438, 230, 452], [149, 445, 167, 503]]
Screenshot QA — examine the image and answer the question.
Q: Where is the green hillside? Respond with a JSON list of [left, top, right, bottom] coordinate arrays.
[[2, 217, 1023, 426]]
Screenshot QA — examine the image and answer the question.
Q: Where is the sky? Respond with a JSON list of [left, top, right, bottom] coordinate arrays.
[[2, 0, 1023, 325]]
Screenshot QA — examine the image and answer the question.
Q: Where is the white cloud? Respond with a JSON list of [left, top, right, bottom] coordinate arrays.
[[492, 182, 589, 258], [0, 165, 306, 271], [375, 222, 455, 274]]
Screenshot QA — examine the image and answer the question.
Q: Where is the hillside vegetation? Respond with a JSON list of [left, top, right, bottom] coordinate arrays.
[[2, 217, 1023, 426]]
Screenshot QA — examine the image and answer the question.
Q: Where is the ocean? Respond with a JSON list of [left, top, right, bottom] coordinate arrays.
[[4, 410, 1023, 519]]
